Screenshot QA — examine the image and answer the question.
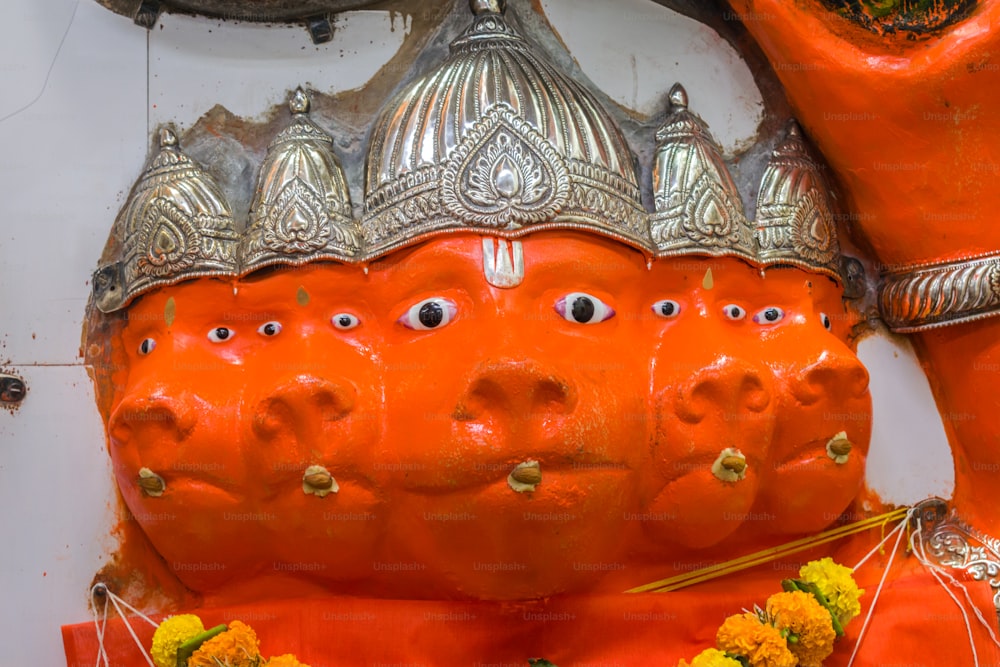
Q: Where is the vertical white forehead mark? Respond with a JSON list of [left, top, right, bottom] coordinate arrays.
[[481, 237, 524, 288]]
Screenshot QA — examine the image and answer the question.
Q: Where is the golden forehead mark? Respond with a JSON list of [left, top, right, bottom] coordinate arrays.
[[297, 286, 310, 306], [164, 297, 176, 327], [702, 268, 714, 290]]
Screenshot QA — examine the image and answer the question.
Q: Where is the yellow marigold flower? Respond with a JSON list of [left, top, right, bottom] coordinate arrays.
[[267, 655, 312, 667], [151, 614, 205, 667], [799, 557, 865, 624], [716, 612, 796, 667], [188, 620, 261, 667], [766, 591, 837, 667], [677, 647, 744, 667]]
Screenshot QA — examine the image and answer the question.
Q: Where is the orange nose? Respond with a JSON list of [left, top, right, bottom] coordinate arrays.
[[251, 375, 358, 444], [791, 354, 870, 405], [672, 359, 771, 425], [109, 393, 197, 447], [453, 359, 577, 422]]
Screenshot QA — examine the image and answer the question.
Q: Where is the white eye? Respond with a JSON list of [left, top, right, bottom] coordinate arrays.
[[752, 307, 784, 325], [821, 313, 832, 330], [652, 299, 681, 319], [331, 313, 361, 330], [723, 304, 746, 321], [399, 298, 457, 331], [207, 327, 235, 343], [138, 338, 156, 356], [257, 321, 282, 337], [555, 292, 615, 324]]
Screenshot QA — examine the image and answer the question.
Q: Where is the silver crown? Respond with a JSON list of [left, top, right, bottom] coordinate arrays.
[[754, 122, 842, 282], [361, 0, 649, 259], [650, 83, 756, 262], [240, 88, 360, 274], [93, 128, 238, 313]]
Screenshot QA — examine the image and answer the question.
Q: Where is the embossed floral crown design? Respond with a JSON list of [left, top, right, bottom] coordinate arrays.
[[92, 0, 845, 313]]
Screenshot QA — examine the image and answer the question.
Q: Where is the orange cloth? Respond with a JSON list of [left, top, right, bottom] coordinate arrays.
[[63, 564, 1000, 666]]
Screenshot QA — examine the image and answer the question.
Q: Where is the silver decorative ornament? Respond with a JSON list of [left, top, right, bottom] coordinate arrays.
[[755, 121, 842, 283], [879, 252, 1000, 332], [361, 0, 649, 259], [651, 83, 756, 262], [240, 87, 360, 274], [93, 127, 238, 313]]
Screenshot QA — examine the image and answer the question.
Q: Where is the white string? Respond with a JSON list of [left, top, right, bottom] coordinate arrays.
[[910, 520, 1000, 655], [851, 510, 909, 572], [846, 506, 910, 667], [91, 585, 110, 667], [106, 589, 159, 628], [90, 583, 158, 667]]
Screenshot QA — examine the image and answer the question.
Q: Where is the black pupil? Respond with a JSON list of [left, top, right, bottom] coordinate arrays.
[[823, 315, 831, 328], [730, 306, 741, 318], [215, 327, 230, 340], [660, 301, 676, 316], [140, 339, 152, 354], [338, 315, 353, 328], [418, 302, 444, 328], [264, 323, 277, 335], [572, 296, 595, 323], [764, 308, 779, 322]]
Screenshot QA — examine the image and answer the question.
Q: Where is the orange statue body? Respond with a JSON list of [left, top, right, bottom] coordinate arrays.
[[64, 0, 1000, 664]]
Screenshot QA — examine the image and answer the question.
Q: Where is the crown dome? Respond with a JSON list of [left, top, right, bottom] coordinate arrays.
[[650, 83, 756, 262], [93, 128, 238, 313], [754, 121, 842, 282], [240, 87, 360, 274], [362, 0, 649, 258]]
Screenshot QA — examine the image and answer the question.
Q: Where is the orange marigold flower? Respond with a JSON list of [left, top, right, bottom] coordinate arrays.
[[799, 557, 864, 625], [188, 620, 261, 667], [716, 612, 796, 667], [677, 647, 744, 666], [267, 655, 312, 667], [766, 591, 837, 667]]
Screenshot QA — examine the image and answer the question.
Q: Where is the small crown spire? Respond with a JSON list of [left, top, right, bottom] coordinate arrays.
[[240, 86, 360, 274], [668, 82, 688, 110], [470, 0, 505, 16], [289, 87, 310, 115], [158, 126, 178, 148], [650, 83, 756, 262], [93, 127, 238, 313], [754, 120, 842, 282]]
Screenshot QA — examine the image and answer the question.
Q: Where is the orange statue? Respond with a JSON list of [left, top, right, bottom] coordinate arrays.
[[65, 0, 1000, 664]]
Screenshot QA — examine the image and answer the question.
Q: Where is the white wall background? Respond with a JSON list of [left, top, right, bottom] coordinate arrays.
[[0, 0, 951, 663]]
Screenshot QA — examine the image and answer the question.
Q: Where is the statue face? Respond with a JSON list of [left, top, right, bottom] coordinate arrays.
[[638, 257, 776, 549], [236, 264, 386, 585], [745, 268, 872, 535], [369, 232, 649, 600], [106, 266, 386, 592], [109, 279, 257, 591]]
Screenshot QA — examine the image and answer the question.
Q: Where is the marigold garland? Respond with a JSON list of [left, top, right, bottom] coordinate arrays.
[[149, 616, 311, 667], [150, 614, 206, 667], [676, 558, 863, 667], [717, 613, 797, 667], [798, 557, 864, 626], [766, 591, 836, 667]]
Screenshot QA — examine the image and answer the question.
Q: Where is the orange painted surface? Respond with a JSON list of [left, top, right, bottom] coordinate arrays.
[[78, 0, 1000, 651], [724, 0, 1000, 548], [725, 0, 1000, 266]]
